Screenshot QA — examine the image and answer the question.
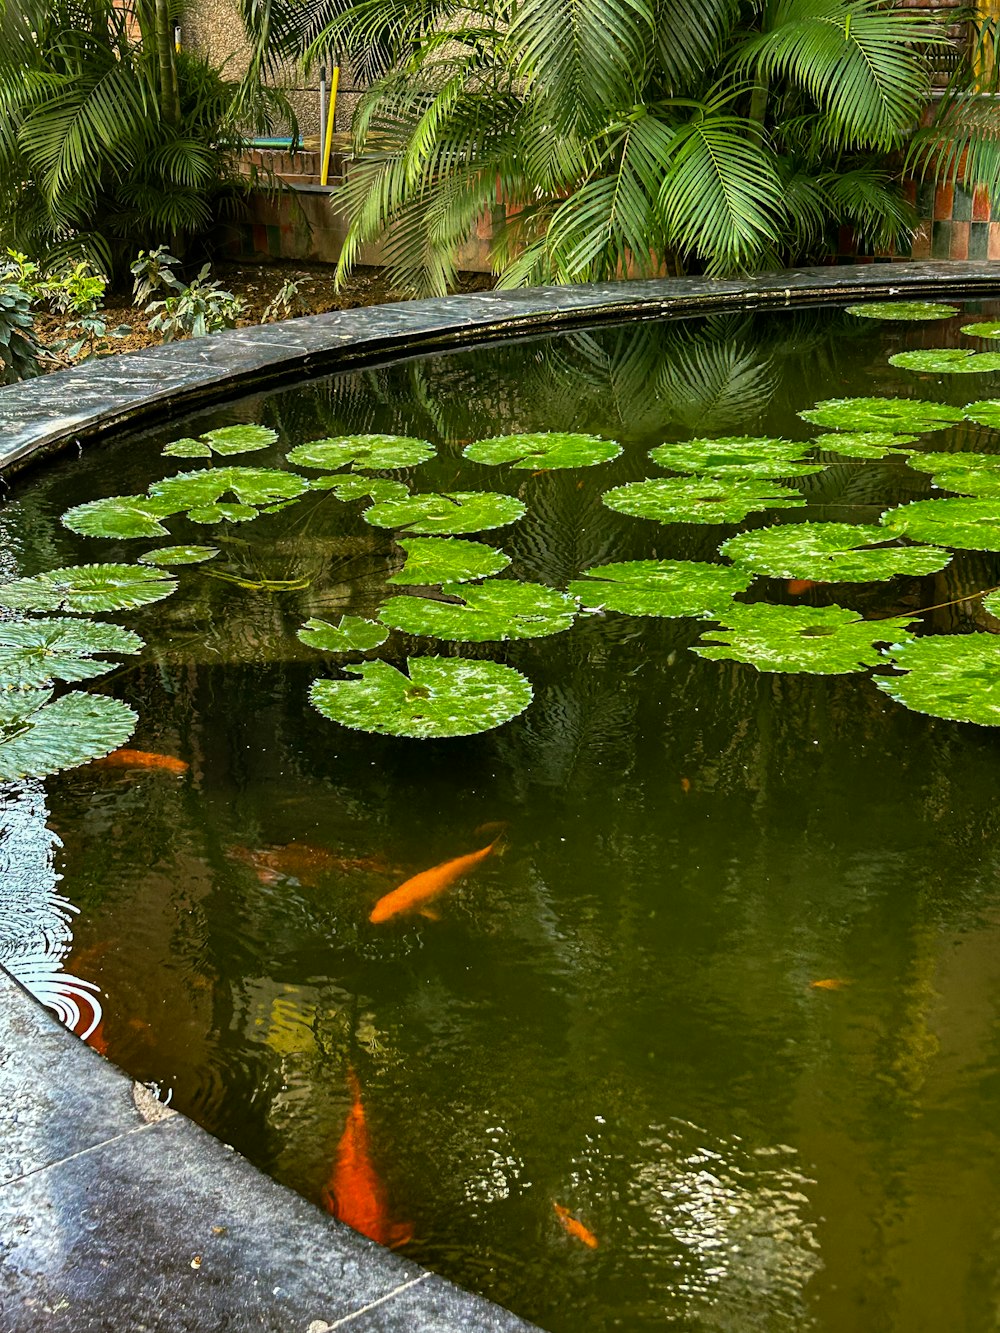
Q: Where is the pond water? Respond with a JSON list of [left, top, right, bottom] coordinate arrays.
[[5, 301, 1000, 1331]]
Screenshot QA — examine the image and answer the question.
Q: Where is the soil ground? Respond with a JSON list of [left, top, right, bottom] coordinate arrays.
[[34, 261, 496, 370]]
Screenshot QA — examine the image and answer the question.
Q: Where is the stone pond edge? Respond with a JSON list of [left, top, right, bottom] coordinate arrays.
[[1, 263, 999, 1331]]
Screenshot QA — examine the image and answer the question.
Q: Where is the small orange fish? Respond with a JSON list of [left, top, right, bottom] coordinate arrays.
[[93, 748, 188, 774], [321, 1068, 412, 1249], [809, 978, 850, 990], [680, 777, 691, 794], [787, 580, 818, 596], [369, 836, 501, 923], [553, 1200, 599, 1249]]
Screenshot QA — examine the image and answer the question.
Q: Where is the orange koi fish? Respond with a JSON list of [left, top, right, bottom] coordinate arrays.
[[787, 580, 818, 596], [680, 777, 691, 794], [93, 748, 188, 775], [809, 978, 850, 991], [321, 1069, 412, 1249], [553, 1201, 599, 1249], [369, 836, 501, 923]]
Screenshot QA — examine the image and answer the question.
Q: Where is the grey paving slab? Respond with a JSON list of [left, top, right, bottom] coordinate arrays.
[[336, 1272, 537, 1331]]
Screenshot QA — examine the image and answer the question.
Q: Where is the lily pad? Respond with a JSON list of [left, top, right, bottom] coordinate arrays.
[[62, 494, 175, 539], [648, 436, 822, 476], [286, 434, 435, 472], [311, 477, 410, 503], [810, 432, 917, 459], [905, 451, 1000, 497], [149, 467, 309, 517], [961, 323, 1000, 340], [379, 580, 577, 641], [462, 432, 622, 470], [297, 616, 389, 653], [0, 564, 177, 613], [719, 523, 951, 582], [567, 559, 752, 617], [0, 688, 138, 780], [387, 537, 511, 585], [844, 302, 959, 321], [310, 657, 533, 738], [888, 349, 1000, 374], [364, 491, 526, 535], [138, 546, 219, 566], [880, 498, 1000, 551], [692, 603, 917, 674], [0, 619, 143, 687], [962, 400, 1000, 429], [601, 477, 806, 525], [875, 634, 1000, 725], [163, 425, 278, 458], [798, 398, 965, 434]]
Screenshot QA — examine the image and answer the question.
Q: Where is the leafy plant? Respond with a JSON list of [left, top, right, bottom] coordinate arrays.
[[260, 279, 309, 324], [0, 689, 138, 780], [875, 635, 1000, 726], [845, 302, 959, 321], [130, 247, 181, 305], [298, 616, 390, 653], [0, 564, 177, 613], [602, 477, 806, 525], [387, 538, 511, 585], [137, 546, 220, 566], [880, 498, 1000, 551], [61, 495, 176, 540], [888, 349, 1000, 374], [146, 265, 245, 341], [0, 280, 44, 384], [287, 435, 436, 472], [363, 492, 527, 535], [162, 425, 278, 458], [693, 603, 918, 674], [905, 452, 1000, 497], [567, 559, 752, 617], [720, 523, 952, 582], [799, 397, 965, 433], [810, 431, 916, 459], [648, 436, 822, 477], [0, 618, 143, 687], [379, 581, 578, 641], [462, 433, 622, 470]]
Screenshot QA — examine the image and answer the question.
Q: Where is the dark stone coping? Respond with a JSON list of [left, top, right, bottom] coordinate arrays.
[[1, 262, 998, 1331]]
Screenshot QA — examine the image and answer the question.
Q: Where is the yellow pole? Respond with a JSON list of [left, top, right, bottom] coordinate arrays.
[[320, 64, 340, 186]]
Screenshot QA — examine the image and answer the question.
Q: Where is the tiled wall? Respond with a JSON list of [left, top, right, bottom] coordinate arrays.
[[835, 177, 1000, 264]]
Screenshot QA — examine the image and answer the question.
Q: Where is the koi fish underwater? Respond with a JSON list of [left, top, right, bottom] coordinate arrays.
[[369, 835, 502, 924], [227, 842, 400, 888], [92, 748, 189, 775], [321, 1068, 412, 1249], [552, 1200, 599, 1249]]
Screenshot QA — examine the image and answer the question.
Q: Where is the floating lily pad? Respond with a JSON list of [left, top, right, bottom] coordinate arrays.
[[0, 619, 143, 687], [310, 657, 533, 738], [462, 432, 622, 470], [810, 432, 917, 458], [150, 466, 309, 517], [137, 546, 219, 566], [962, 400, 1000, 429], [905, 451, 1000, 496], [387, 537, 510, 585], [692, 603, 917, 674], [602, 477, 806, 525], [880, 498, 1000, 551], [984, 589, 1000, 618], [0, 688, 138, 780], [62, 494, 175, 539], [888, 349, 1000, 374], [648, 436, 822, 476], [845, 302, 958, 321], [297, 616, 389, 653], [567, 559, 751, 617], [364, 491, 526, 535], [379, 580, 577, 641], [719, 523, 951, 582], [875, 634, 1000, 725], [162, 425, 278, 458], [961, 323, 1000, 340], [311, 477, 410, 503], [798, 398, 965, 434], [0, 564, 177, 613], [287, 434, 435, 472]]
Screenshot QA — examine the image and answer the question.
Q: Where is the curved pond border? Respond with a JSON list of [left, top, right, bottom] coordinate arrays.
[[1, 262, 998, 1331]]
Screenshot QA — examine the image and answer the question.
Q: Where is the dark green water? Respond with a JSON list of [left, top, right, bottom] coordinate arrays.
[[6, 303, 1000, 1331]]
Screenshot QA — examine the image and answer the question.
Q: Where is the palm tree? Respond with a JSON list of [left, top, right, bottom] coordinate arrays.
[[244, 0, 949, 294]]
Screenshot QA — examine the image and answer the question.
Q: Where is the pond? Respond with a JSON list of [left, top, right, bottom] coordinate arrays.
[[4, 298, 1000, 1331]]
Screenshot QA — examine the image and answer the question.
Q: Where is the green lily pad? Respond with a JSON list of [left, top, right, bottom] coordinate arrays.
[[364, 491, 526, 535], [163, 425, 278, 458], [692, 603, 917, 674], [379, 580, 577, 641], [983, 589, 1000, 618], [137, 546, 219, 566], [888, 349, 1000, 374], [962, 400, 1000, 429], [719, 523, 951, 582], [798, 398, 965, 434], [286, 434, 435, 472], [310, 657, 533, 738], [62, 494, 175, 539], [0, 688, 138, 780], [875, 634, 1000, 725], [810, 432, 917, 459], [297, 616, 389, 653], [905, 451, 1000, 496], [961, 323, 1000, 340], [311, 477, 410, 503], [880, 497, 1000, 551], [601, 477, 806, 525], [0, 618, 143, 687], [567, 559, 752, 617], [462, 432, 622, 470], [186, 502, 259, 525], [387, 537, 511, 585], [844, 302, 959, 320], [648, 436, 822, 476], [0, 564, 177, 613], [150, 467, 309, 517]]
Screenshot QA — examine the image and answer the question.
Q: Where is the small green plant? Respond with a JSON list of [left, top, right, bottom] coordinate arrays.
[[0, 281, 44, 384], [43, 264, 107, 317], [260, 278, 308, 324], [130, 247, 182, 305], [145, 264, 244, 342], [2, 250, 46, 304]]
